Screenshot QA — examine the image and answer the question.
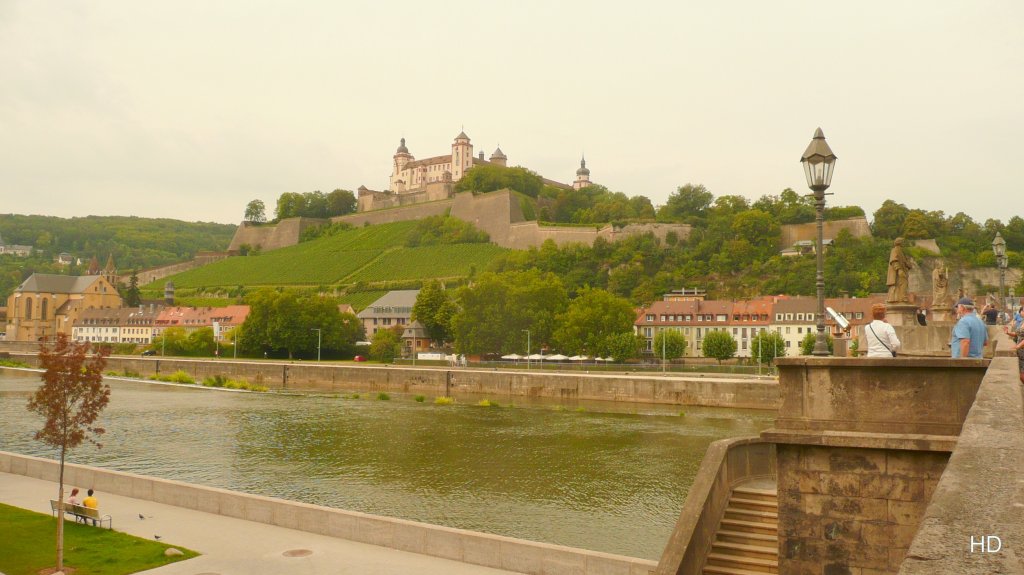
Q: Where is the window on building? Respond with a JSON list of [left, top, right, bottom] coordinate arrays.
[[660, 315, 666, 321], [646, 314, 655, 321], [786, 327, 791, 334], [40, 298, 48, 321], [785, 341, 792, 347], [716, 314, 727, 322], [25, 297, 32, 320], [798, 327, 803, 333], [733, 314, 740, 321], [786, 313, 793, 320], [776, 313, 783, 321]]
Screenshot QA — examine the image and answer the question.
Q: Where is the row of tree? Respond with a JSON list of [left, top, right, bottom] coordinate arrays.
[[243, 189, 358, 223]]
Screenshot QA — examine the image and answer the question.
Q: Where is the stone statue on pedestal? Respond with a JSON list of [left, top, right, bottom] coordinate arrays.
[[886, 237, 914, 303], [932, 264, 949, 309]]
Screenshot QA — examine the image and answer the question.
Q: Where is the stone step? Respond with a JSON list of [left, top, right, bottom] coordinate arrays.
[[719, 518, 778, 536], [728, 497, 779, 512], [711, 540, 779, 560], [705, 552, 778, 574], [731, 486, 778, 503], [704, 563, 778, 575], [716, 530, 778, 546], [723, 506, 779, 524]]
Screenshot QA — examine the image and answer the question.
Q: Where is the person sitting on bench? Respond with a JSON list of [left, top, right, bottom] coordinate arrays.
[[82, 489, 99, 526]]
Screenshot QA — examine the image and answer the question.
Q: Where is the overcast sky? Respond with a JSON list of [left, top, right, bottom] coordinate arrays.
[[1, 1, 1022, 226]]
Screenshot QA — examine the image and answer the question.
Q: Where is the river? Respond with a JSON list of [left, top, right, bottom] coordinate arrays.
[[0, 370, 773, 559]]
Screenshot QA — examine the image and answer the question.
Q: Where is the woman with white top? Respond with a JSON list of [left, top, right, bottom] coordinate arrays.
[[864, 303, 901, 357]]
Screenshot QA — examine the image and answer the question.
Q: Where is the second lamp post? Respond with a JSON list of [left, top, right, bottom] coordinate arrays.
[[800, 128, 838, 356]]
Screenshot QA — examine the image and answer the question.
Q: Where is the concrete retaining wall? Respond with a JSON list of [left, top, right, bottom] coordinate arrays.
[[4, 353, 781, 409], [0, 451, 656, 575], [655, 437, 776, 575]]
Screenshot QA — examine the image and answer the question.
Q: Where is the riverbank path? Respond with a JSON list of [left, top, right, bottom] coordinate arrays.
[[0, 472, 520, 575]]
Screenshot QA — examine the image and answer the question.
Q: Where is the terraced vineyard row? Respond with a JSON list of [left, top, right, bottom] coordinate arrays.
[[345, 243, 506, 283], [147, 247, 383, 288]]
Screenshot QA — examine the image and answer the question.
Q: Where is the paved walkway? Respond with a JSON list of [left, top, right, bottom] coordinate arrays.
[[0, 472, 520, 575]]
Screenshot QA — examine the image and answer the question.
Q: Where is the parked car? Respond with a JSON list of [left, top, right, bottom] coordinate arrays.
[[141, 349, 157, 356], [353, 355, 367, 362]]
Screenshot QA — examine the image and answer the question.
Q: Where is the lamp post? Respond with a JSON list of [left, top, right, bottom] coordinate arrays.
[[311, 328, 321, 362], [993, 232, 1007, 316], [522, 329, 531, 370], [800, 128, 838, 356]]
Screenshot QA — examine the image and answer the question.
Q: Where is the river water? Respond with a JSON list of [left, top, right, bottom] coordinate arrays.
[[0, 370, 773, 559]]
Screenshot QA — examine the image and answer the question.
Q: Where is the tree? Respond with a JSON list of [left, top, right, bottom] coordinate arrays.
[[412, 280, 456, 344], [370, 326, 403, 362], [240, 289, 363, 359], [123, 269, 141, 307], [657, 183, 713, 223], [27, 334, 110, 573], [871, 200, 910, 239], [750, 330, 787, 364], [325, 189, 357, 216], [603, 332, 644, 362], [701, 330, 737, 363], [454, 164, 545, 197], [653, 329, 687, 361], [800, 331, 834, 355], [244, 199, 267, 223], [450, 270, 568, 355], [553, 288, 636, 355]]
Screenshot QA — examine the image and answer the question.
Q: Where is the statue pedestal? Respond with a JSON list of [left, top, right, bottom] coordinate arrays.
[[885, 303, 919, 327], [930, 308, 952, 323]]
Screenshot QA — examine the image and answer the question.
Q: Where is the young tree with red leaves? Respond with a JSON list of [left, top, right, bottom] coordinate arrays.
[[27, 333, 110, 572]]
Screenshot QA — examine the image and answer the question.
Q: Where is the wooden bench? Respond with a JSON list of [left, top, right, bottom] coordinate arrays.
[[50, 499, 112, 529]]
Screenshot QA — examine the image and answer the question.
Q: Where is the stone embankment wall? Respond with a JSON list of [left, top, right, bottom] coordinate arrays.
[[0, 451, 657, 575], [3, 353, 780, 409]]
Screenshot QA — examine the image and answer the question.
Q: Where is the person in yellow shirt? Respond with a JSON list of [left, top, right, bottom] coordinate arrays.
[[82, 489, 99, 525]]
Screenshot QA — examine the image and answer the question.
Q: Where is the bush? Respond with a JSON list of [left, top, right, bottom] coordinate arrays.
[[799, 331, 834, 355], [434, 396, 454, 405], [477, 399, 499, 407], [414, 395, 426, 402], [377, 392, 391, 401]]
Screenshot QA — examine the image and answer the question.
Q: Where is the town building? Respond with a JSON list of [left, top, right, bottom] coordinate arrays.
[[401, 320, 430, 358], [154, 305, 250, 340], [0, 231, 32, 257], [356, 290, 418, 337], [636, 290, 883, 359], [4, 273, 122, 341], [72, 306, 162, 344]]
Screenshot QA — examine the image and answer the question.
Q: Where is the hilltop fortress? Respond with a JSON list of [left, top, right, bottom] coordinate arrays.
[[230, 130, 691, 252]]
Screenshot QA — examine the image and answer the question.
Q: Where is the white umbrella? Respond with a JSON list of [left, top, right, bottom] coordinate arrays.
[[596, 357, 612, 362], [527, 353, 546, 360], [501, 353, 523, 360], [546, 354, 569, 361], [568, 355, 589, 361]]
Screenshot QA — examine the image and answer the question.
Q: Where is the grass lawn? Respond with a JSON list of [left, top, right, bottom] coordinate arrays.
[[0, 502, 198, 575]]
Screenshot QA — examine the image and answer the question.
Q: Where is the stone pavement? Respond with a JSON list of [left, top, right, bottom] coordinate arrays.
[[0, 472, 520, 575]]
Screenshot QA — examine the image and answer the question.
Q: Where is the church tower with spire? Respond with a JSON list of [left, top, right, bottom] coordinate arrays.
[[102, 254, 118, 286], [573, 156, 592, 190]]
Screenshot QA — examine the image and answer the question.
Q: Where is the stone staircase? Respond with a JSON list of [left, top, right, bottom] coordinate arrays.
[[703, 484, 779, 575]]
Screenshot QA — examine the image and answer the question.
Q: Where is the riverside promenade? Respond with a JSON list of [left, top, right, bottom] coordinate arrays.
[[0, 472, 519, 575]]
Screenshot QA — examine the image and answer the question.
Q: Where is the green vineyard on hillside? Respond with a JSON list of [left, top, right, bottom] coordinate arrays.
[[346, 243, 507, 283], [147, 220, 508, 291]]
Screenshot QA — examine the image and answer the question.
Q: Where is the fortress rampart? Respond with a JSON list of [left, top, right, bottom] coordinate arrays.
[[226, 190, 691, 252]]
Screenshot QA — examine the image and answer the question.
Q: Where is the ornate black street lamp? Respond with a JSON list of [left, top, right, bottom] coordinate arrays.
[[993, 232, 1007, 314], [800, 128, 838, 356]]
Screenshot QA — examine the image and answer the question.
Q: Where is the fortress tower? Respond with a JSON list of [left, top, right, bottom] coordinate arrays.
[[390, 138, 413, 193], [573, 156, 592, 190], [451, 131, 473, 181], [489, 146, 507, 167]]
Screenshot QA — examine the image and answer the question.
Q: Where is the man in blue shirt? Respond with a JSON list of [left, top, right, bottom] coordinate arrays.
[[951, 297, 988, 358]]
